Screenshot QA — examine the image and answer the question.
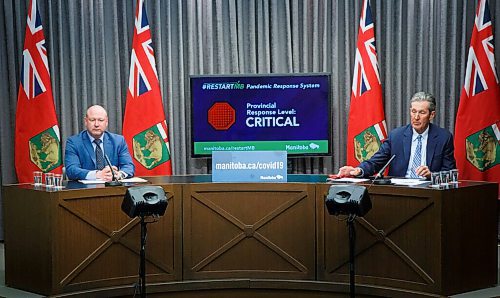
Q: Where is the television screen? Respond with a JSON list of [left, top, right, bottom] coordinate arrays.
[[190, 73, 331, 157]]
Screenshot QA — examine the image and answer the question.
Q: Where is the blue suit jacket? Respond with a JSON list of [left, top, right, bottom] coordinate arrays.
[[65, 131, 135, 180], [358, 123, 456, 177]]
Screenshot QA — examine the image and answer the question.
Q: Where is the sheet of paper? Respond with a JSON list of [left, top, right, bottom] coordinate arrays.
[[78, 179, 106, 184], [327, 177, 370, 183], [390, 178, 428, 186], [121, 177, 148, 183]]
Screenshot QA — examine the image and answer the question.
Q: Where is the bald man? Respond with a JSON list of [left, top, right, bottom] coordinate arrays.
[[65, 105, 134, 181]]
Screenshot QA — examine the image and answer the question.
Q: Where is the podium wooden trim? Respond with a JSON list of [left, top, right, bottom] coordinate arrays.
[[2, 177, 497, 297]]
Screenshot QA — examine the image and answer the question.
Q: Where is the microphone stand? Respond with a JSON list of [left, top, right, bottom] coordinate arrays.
[[372, 155, 396, 185], [104, 155, 123, 186]]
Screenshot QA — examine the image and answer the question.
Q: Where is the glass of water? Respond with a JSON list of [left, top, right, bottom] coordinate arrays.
[[53, 174, 63, 189], [440, 171, 450, 185], [33, 171, 43, 186], [45, 173, 54, 188], [431, 172, 441, 187], [449, 169, 459, 184]]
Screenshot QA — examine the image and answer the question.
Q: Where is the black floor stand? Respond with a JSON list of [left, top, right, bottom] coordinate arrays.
[[139, 215, 148, 298], [347, 215, 356, 298]]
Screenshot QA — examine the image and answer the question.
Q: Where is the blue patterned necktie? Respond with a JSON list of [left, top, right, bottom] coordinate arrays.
[[410, 135, 422, 178], [94, 139, 105, 170]]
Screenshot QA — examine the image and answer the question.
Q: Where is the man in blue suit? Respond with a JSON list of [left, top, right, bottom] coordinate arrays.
[[339, 92, 456, 179], [65, 105, 134, 181]]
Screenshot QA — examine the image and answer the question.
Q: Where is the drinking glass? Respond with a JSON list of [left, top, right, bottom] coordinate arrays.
[[53, 174, 63, 189], [45, 173, 54, 188], [449, 169, 459, 184], [33, 171, 43, 186], [440, 171, 450, 185], [430, 172, 441, 187]]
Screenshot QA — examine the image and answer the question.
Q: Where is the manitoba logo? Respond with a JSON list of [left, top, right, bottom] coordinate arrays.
[[465, 123, 500, 171], [354, 121, 387, 162], [29, 126, 61, 172], [132, 123, 170, 169]]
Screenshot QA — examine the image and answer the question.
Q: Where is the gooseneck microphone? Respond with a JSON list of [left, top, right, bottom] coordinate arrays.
[[372, 155, 396, 185], [104, 154, 123, 186]]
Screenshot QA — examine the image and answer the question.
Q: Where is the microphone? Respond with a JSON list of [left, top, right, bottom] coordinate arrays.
[[104, 154, 122, 186], [372, 155, 396, 185]]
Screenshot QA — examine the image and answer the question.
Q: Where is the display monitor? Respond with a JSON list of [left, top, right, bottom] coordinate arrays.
[[190, 73, 331, 157]]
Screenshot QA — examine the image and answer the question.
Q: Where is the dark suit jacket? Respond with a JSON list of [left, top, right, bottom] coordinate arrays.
[[65, 130, 135, 180], [358, 123, 456, 177]]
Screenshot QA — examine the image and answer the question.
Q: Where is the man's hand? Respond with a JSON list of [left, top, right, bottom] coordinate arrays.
[[415, 165, 431, 179], [337, 166, 362, 177], [96, 166, 114, 182]]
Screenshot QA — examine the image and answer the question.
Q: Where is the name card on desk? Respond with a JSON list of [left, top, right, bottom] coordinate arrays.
[[212, 151, 287, 182]]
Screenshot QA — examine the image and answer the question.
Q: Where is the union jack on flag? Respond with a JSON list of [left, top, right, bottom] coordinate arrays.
[[20, 0, 49, 100], [128, 0, 158, 98], [463, 0, 499, 97], [351, 0, 380, 97]]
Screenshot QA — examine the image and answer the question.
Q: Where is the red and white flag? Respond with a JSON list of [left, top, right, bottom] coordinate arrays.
[[123, 0, 172, 176], [346, 0, 387, 166], [15, 0, 62, 183], [455, 0, 500, 195]]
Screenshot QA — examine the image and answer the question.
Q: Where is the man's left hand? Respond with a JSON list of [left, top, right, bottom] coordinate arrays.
[[415, 165, 431, 179]]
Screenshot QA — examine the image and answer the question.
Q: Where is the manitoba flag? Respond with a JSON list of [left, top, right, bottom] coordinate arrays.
[[123, 0, 172, 176], [455, 0, 500, 195], [346, 0, 387, 166], [15, 0, 62, 183]]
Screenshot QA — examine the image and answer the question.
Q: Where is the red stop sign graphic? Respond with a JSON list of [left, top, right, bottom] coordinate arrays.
[[208, 102, 236, 130]]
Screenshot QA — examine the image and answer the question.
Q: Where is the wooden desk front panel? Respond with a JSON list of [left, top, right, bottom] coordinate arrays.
[[317, 184, 444, 294], [3, 184, 183, 296], [183, 183, 316, 280], [316, 183, 498, 296], [53, 184, 182, 293], [3, 179, 497, 297], [3, 187, 55, 295]]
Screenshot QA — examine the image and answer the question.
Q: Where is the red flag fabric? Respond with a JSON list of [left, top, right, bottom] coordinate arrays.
[[455, 0, 500, 196], [346, 0, 387, 166], [123, 0, 172, 176], [15, 0, 62, 183]]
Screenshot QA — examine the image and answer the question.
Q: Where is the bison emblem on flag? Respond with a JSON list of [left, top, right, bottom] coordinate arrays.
[[353, 121, 387, 162], [28, 126, 61, 172], [132, 122, 170, 170], [465, 123, 500, 171]]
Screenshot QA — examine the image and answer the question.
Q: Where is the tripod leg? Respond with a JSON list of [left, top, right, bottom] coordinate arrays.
[[140, 216, 147, 298], [348, 215, 356, 298]]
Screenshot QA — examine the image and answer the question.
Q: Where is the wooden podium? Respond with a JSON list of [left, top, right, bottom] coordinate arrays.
[[3, 182, 182, 296], [2, 175, 498, 297], [317, 182, 498, 296]]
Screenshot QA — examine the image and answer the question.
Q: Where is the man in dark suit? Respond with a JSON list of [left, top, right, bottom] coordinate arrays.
[[65, 105, 134, 181], [339, 92, 456, 179]]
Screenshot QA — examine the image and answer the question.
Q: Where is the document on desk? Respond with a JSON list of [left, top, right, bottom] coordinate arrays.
[[121, 177, 148, 183], [78, 179, 106, 184], [78, 177, 148, 184], [327, 177, 370, 183], [390, 178, 428, 186]]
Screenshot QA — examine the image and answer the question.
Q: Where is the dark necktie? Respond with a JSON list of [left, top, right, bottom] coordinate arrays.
[[94, 139, 105, 170]]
